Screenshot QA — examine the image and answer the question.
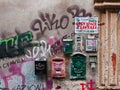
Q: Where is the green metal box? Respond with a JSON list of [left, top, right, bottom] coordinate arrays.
[[70, 52, 86, 79], [63, 38, 73, 54]]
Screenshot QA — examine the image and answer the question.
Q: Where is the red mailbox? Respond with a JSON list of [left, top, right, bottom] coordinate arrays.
[[51, 57, 66, 78]]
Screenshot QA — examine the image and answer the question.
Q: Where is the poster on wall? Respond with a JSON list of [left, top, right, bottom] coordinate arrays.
[[86, 39, 97, 52], [75, 17, 98, 34]]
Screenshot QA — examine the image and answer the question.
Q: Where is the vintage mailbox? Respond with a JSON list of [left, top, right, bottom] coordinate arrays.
[[35, 57, 47, 76], [63, 38, 73, 54], [70, 52, 86, 79], [51, 57, 66, 78], [86, 39, 97, 52]]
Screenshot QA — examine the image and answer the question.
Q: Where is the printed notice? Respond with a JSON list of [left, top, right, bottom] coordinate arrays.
[[75, 17, 98, 34]]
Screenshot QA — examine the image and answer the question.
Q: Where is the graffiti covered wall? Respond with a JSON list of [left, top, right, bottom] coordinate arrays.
[[0, 0, 96, 90]]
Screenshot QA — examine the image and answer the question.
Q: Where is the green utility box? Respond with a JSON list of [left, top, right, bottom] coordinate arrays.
[[63, 38, 73, 54], [70, 52, 86, 79]]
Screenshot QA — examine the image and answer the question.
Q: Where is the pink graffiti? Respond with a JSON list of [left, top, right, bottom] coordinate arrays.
[[0, 58, 34, 90], [48, 36, 59, 46], [48, 32, 75, 56], [48, 36, 63, 55], [0, 70, 8, 88], [46, 77, 53, 90]]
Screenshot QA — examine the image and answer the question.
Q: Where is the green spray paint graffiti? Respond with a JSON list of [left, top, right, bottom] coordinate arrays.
[[0, 31, 33, 58]]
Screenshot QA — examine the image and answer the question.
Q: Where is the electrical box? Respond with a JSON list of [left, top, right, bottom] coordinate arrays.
[[35, 57, 47, 76], [63, 38, 73, 54], [51, 57, 66, 78], [75, 34, 82, 51], [70, 52, 86, 79], [86, 39, 97, 52], [89, 56, 97, 69]]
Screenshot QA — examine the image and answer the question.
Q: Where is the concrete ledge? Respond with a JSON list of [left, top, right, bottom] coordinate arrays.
[[94, 0, 120, 2], [94, 2, 120, 9]]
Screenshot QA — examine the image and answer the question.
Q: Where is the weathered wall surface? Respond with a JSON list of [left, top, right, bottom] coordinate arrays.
[[0, 0, 96, 90], [96, 9, 120, 90], [93, 0, 120, 89], [0, 0, 94, 39]]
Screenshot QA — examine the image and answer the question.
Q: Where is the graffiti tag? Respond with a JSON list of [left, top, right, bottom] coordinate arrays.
[[30, 5, 92, 34], [0, 31, 33, 58], [80, 80, 95, 90]]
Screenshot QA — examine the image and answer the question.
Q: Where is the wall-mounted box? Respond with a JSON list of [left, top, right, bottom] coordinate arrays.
[[86, 39, 97, 52], [63, 38, 73, 54], [70, 52, 86, 79], [75, 34, 83, 51], [89, 56, 97, 69], [51, 57, 66, 78], [35, 57, 47, 76]]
